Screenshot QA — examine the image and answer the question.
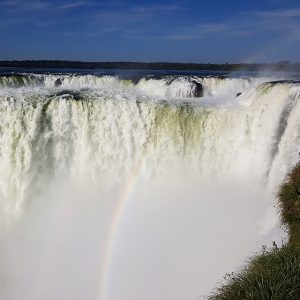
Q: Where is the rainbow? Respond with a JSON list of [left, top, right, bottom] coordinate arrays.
[[98, 164, 143, 300]]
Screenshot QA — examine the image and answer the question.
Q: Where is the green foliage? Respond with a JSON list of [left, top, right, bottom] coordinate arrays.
[[277, 162, 300, 244], [209, 245, 300, 300], [209, 162, 300, 299]]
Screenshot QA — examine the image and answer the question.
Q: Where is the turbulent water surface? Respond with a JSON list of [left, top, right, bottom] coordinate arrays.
[[0, 69, 300, 300]]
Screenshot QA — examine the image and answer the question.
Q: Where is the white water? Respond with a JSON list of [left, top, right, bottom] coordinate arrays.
[[0, 73, 299, 300], [0, 73, 270, 99]]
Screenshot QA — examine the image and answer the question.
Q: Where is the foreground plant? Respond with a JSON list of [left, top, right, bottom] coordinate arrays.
[[209, 245, 300, 300], [209, 162, 300, 300]]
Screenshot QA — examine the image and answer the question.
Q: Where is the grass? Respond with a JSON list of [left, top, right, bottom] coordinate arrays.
[[209, 245, 300, 300], [209, 162, 300, 300]]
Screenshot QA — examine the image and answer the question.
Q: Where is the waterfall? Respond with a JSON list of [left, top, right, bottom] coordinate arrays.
[[0, 72, 299, 300]]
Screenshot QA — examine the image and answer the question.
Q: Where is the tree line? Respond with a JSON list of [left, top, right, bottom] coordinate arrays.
[[0, 60, 300, 71]]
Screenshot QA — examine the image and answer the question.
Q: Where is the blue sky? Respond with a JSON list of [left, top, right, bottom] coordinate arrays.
[[1, 0, 300, 62]]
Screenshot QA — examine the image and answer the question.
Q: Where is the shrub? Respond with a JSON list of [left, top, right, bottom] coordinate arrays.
[[209, 245, 300, 300], [277, 162, 300, 244]]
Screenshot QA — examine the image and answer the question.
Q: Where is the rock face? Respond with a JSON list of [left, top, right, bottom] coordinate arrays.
[[54, 78, 62, 87], [192, 81, 203, 97]]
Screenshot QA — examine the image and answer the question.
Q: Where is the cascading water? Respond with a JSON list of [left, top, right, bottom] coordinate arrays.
[[0, 72, 299, 300]]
